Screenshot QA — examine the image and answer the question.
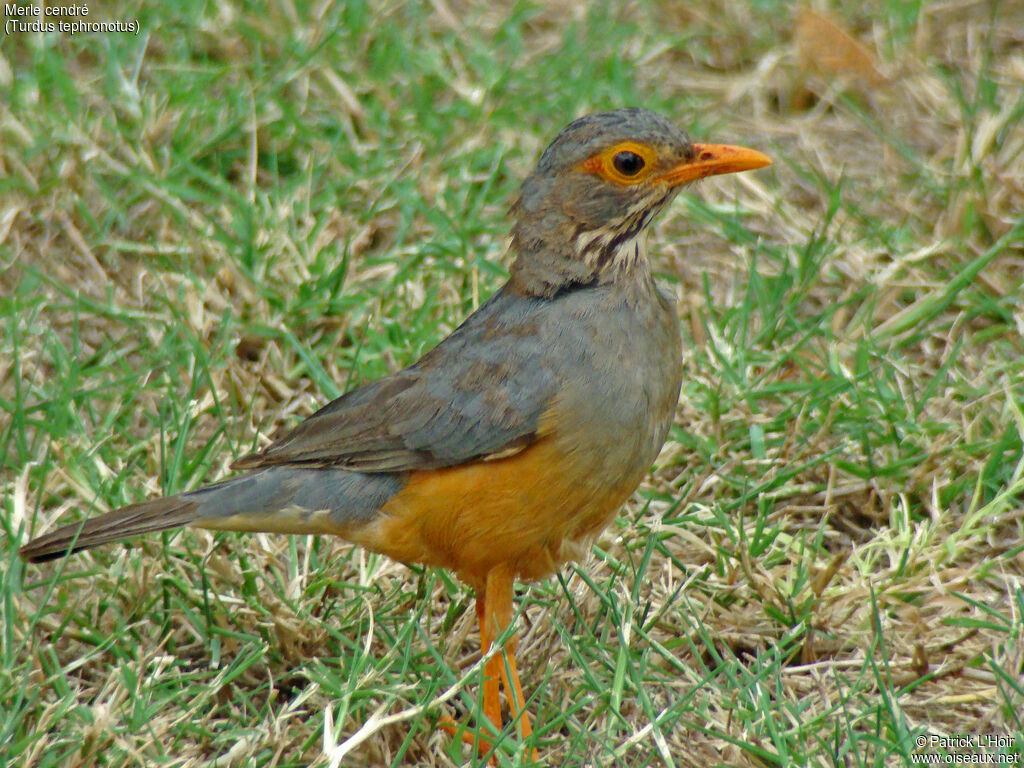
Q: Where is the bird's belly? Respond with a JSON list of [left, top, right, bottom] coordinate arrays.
[[355, 436, 646, 589]]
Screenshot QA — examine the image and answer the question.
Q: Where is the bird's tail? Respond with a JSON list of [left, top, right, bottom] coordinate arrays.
[[18, 467, 406, 564], [19, 494, 202, 563]]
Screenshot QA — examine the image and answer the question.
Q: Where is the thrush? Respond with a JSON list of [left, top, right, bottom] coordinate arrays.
[[19, 108, 770, 760]]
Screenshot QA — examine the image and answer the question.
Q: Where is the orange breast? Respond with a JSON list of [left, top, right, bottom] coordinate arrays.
[[352, 436, 644, 590]]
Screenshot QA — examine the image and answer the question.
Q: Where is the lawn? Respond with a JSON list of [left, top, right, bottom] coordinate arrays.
[[2, 1, 1022, 766]]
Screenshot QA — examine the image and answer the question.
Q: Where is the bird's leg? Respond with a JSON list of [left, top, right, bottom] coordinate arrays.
[[440, 565, 537, 763], [484, 564, 534, 747], [437, 588, 501, 761], [476, 589, 503, 751]]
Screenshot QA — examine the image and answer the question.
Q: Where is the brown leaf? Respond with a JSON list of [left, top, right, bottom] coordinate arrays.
[[795, 7, 886, 86]]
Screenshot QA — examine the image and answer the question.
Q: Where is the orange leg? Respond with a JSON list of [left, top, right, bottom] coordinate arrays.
[[483, 564, 535, 751], [439, 565, 538, 763], [438, 602, 498, 760], [476, 592, 502, 760]]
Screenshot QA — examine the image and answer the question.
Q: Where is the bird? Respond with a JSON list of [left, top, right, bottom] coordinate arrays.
[[18, 108, 770, 760]]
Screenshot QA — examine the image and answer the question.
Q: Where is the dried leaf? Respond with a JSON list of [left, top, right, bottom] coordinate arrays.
[[795, 7, 886, 86]]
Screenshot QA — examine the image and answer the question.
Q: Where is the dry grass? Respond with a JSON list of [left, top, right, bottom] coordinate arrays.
[[2, 1, 1023, 766]]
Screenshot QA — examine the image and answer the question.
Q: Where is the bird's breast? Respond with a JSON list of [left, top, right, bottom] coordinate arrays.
[[553, 286, 679, 485]]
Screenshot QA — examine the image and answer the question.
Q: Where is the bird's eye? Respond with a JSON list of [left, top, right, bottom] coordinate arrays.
[[612, 151, 645, 176], [579, 142, 654, 184]]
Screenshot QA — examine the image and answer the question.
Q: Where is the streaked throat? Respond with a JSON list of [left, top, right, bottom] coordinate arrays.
[[575, 191, 674, 281]]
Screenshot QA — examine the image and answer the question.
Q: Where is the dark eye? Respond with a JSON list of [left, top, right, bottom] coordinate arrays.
[[612, 151, 645, 176]]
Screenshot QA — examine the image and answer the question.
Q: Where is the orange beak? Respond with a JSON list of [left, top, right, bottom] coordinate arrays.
[[659, 143, 772, 186]]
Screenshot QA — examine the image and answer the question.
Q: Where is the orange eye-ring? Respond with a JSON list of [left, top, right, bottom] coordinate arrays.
[[578, 141, 657, 185]]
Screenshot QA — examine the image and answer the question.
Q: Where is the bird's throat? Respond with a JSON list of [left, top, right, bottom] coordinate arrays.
[[507, 229, 651, 298]]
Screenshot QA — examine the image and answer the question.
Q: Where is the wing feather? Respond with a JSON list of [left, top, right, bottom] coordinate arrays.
[[233, 289, 558, 473]]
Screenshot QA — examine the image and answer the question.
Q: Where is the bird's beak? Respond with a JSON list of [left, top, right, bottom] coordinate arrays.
[[659, 143, 772, 187]]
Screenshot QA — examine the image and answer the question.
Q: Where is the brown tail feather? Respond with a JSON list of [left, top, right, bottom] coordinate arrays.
[[18, 496, 201, 563]]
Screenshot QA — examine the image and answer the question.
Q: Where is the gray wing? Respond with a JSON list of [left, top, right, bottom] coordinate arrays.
[[233, 288, 560, 473]]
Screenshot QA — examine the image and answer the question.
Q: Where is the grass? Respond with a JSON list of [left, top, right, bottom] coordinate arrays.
[[2, 0, 1023, 766]]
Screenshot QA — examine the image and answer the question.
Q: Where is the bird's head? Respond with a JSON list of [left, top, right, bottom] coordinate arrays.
[[509, 108, 771, 297]]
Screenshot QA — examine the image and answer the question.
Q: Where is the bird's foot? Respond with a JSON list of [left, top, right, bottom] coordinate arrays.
[[438, 704, 538, 765]]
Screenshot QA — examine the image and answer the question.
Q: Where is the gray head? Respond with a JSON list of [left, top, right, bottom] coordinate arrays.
[[508, 108, 771, 297]]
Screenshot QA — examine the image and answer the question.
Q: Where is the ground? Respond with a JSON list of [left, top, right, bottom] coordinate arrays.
[[1, 1, 1023, 766]]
